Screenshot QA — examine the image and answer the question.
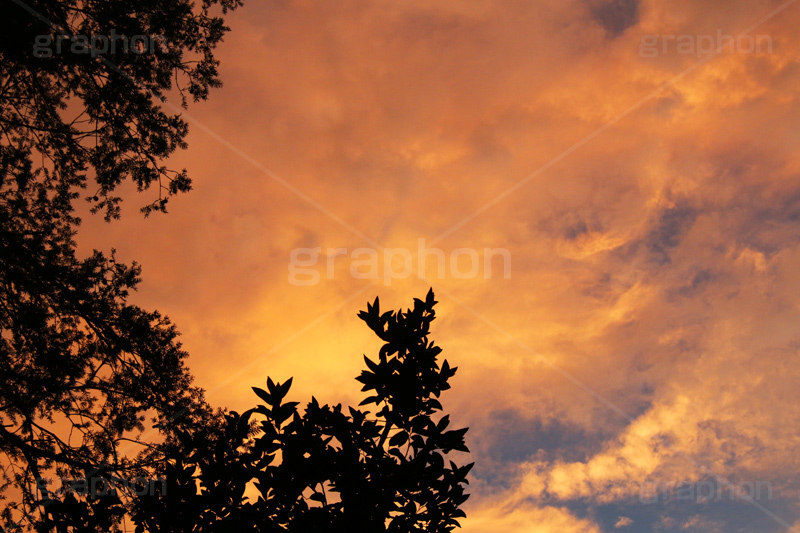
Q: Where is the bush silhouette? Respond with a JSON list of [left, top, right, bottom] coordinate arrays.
[[131, 289, 473, 533]]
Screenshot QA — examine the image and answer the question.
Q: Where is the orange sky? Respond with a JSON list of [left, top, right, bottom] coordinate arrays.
[[78, 0, 800, 530]]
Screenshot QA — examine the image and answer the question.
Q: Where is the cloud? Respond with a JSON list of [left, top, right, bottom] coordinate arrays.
[[74, 0, 800, 530], [460, 501, 601, 533], [589, 0, 640, 37], [614, 516, 633, 528]]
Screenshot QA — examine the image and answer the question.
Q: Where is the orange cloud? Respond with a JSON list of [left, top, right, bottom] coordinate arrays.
[[75, 0, 800, 529]]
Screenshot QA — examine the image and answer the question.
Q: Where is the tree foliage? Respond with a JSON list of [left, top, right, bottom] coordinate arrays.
[[0, 0, 242, 530], [1, 0, 243, 218], [131, 290, 473, 533], [0, 184, 222, 531]]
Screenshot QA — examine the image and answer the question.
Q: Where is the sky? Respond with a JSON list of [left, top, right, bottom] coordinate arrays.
[[78, 0, 800, 531]]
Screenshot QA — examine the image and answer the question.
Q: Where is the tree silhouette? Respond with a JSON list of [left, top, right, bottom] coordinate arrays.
[[0, 0, 242, 530], [1, 0, 243, 218], [1, 2, 473, 531], [131, 290, 473, 533]]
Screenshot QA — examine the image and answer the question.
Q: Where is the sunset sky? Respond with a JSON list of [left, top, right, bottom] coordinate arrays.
[[78, 0, 800, 531]]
